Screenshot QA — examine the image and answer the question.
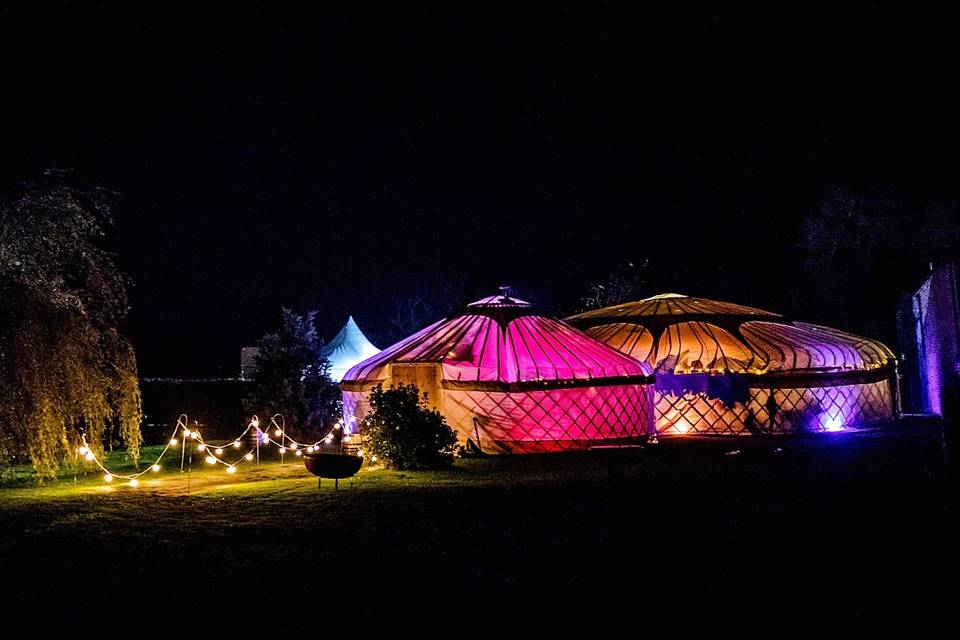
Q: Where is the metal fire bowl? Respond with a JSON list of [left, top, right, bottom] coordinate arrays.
[[302, 451, 363, 479]]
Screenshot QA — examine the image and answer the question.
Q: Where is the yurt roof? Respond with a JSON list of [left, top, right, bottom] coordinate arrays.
[[343, 292, 652, 387], [570, 293, 781, 324], [566, 293, 894, 375]]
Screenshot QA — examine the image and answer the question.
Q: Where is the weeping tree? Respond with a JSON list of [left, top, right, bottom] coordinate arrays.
[[0, 182, 142, 478], [243, 308, 342, 443]]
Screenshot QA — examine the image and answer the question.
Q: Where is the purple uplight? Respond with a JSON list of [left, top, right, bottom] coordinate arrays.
[[821, 414, 845, 432]]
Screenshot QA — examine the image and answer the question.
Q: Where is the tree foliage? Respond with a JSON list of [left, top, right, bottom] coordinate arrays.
[[385, 277, 466, 345], [243, 308, 342, 442], [0, 183, 142, 477], [579, 259, 649, 311], [361, 384, 457, 470], [796, 188, 960, 335]]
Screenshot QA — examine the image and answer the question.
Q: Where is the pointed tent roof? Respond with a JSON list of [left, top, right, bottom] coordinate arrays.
[[343, 291, 652, 388], [321, 316, 381, 382]]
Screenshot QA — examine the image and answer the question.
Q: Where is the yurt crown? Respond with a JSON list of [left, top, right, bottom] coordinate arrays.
[[465, 288, 533, 324]]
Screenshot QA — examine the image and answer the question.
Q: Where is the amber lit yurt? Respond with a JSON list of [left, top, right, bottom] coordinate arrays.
[[341, 290, 655, 453], [567, 293, 899, 435]]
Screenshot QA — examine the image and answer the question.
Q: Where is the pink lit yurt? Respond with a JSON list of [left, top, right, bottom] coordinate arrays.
[[567, 293, 899, 435], [340, 290, 655, 453]]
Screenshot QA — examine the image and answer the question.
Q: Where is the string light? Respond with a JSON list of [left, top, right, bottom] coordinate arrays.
[[261, 415, 332, 453], [81, 414, 346, 487], [80, 418, 184, 484], [274, 429, 282, 437]]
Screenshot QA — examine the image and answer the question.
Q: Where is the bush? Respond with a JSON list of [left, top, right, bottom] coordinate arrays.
[[361, 384, 457, 470]]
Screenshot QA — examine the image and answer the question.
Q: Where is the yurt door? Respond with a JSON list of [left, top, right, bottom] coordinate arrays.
[[389, 363, 442, 411]]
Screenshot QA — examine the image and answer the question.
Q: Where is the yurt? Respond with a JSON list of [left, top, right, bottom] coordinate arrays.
[[340, 290, 655, 453], [321, 316, 381, 382], [567, 293, 899, 435]]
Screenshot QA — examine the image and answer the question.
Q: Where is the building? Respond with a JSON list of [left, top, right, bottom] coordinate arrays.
[[897, 261, 960, 415]]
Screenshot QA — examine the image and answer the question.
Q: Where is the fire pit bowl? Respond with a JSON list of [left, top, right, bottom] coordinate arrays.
[[302, 451, 363, 488]]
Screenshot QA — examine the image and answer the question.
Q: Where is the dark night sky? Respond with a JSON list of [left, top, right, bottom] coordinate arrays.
[[2, 3, 958, 376]]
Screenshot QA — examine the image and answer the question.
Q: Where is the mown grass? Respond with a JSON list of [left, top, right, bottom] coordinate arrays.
[[0, 424, 954, 632]]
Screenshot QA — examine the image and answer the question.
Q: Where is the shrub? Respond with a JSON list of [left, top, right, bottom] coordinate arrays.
[[361, 384, 457, 470]]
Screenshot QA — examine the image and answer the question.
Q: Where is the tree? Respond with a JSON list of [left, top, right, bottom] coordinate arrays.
[[244, 308, 342, 443], [384, 277, 466, 344], [796, 188, 959, 336], [579, 259, 650, 311], [0, 182, 142, 478], [361, 384, 458, 470]]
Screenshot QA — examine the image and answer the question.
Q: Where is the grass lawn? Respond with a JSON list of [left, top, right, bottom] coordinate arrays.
[[1, 422, 955, 632]]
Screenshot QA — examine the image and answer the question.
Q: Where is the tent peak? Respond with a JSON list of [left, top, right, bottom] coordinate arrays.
[[322, 315, 381, 381], [468, 287, 532, 309], [647, 293, 688, 300]]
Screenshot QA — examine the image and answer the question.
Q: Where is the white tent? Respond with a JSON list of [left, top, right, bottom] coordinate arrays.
[[322, 316, 381, 382]]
